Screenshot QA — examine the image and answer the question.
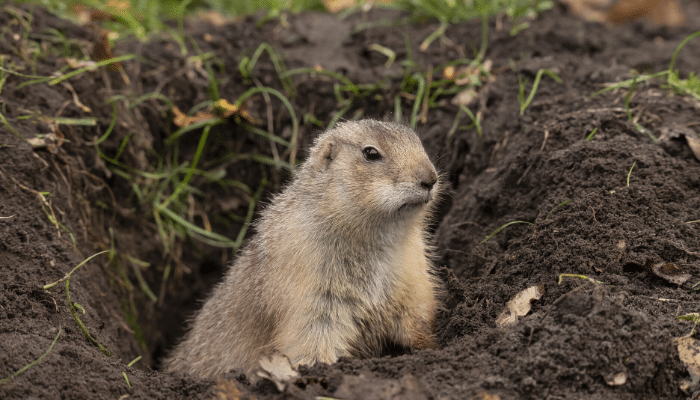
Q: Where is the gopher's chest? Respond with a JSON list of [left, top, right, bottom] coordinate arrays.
[[314, 249, 429, 326]]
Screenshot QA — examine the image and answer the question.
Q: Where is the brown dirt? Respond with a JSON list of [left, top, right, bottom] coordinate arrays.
[[1, 2, 699, 399]]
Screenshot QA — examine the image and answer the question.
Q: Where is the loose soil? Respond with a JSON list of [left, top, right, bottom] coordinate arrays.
[[1, 2, 699, 399]]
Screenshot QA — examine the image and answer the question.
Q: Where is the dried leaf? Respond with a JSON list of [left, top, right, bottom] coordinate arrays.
[[70, 3, 117, 24], [482, 59, 493, 73], [444, 60, 492, 85], [65, 58, 97, 70], [686, 133, 700, 162], [322, 0, 392, 12], [28, 132, 64, 154], [606, 0, 686, 26], [451, 88, 477, 107], [27, 136, 52, 149], [215, 99, 256, 123], [605, 372, 627, 386], [676, 337, 700, 380], [474, 391, 502, 400], [658, 126, 700, 162], [92, 30, 122, 72], [213, 377, 244, 400], [322, 0, 356, 12], [559, 0, 610, 22], [71, 0, 134, 24], [496, 284, 544, 327], [652, 262, 691, 285], [201, 11, 230, 27], [456, 67, 480, 86], [171, 106, 216, 128], [256, 352, 299, 391]]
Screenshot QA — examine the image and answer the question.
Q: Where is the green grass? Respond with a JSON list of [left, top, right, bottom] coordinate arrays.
[[585, 127, 598, 141], [558, 274, 605, 285], [7, 0, 538, 265], [481, 220, 534, 243], [17, 0, 327, 38], [122, 355, 141, 387], [43, 250, 109, 289], [0, 326, 62, 383], [394, 0, 552, 26], [42, 251, 112, 356], [15, 0, 554, 40], [518, 68, 561, 115], [667, 30, 700, 101], [4, 0, 560, 362], [589, 30, 700, 141], [547, 199, 572, 216], [66, 278, 111, 357]]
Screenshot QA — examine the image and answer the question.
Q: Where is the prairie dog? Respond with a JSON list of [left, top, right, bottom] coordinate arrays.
[[166, 119, 441, 378]]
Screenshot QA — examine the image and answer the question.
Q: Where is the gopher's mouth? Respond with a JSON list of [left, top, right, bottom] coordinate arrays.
[[397, 198, 429, 213]]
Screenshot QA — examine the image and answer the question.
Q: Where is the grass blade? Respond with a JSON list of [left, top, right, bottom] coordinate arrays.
[[481, 221, 534, 243], [0, 326, 62, 383]]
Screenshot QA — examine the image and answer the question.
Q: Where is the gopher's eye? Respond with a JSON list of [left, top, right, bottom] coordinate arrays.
[[362, 146, 382, 162]]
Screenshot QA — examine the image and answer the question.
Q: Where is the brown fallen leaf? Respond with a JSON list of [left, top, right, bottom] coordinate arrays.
[[561, 0, 686, 26], [71, 0, 139, 24], [256, 352, 299, 392], [652, 262, 691, 286], [624, 258, 691, 285], [456, 60, 492, 86], [685, 133, 700, 162], [171, 105, 216, 128], [496, 284, 544, 327], [70, 3, 118, 24], [215, 99, 256, 123], [604, 371, 628, 386], [676, 336, 700, 388], [199, 11, 230, 27], [451, 88, 478, 107], [322, 0, 393, 13], [447, 60, 493, 106], [27, 133, 63, 151], [658, 126, 700, 162], [91, 29, 122, 72], [213, 377, 244, 400], [560, 0, 611, 22], [27, 121, 66, 154], [65, 58, 97, 70], [474, 391, 502, 400], [456, 65, 481, 85], [606, 0, 686, 26]]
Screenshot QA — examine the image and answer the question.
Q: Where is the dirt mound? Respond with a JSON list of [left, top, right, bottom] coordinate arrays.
[[1, 2, 699, 399]]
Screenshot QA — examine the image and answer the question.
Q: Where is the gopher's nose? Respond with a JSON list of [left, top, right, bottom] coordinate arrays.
[[419, 169, 438, 191]]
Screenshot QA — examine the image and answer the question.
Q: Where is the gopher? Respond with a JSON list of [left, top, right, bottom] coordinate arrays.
[[166, 119, 442, 378]]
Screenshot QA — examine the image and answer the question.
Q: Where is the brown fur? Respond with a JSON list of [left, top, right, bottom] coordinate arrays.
[[165, 120, 442, 378]]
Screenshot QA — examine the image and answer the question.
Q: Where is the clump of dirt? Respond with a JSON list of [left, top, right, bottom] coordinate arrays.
[[1, 2, 699, 399]]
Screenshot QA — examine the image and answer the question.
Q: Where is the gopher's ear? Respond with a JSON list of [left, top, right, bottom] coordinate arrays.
[[310, 136, 339, 171]]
